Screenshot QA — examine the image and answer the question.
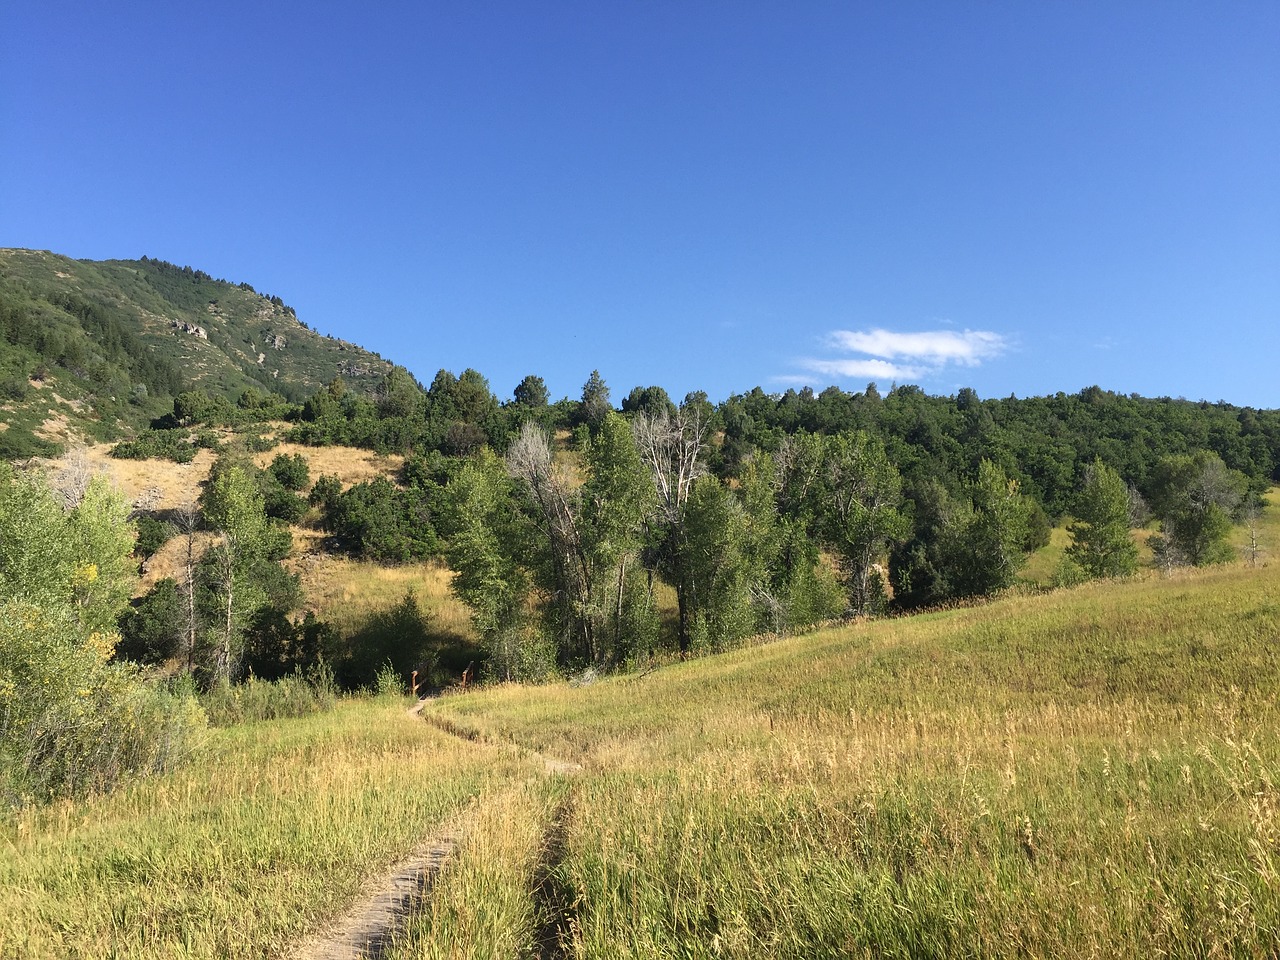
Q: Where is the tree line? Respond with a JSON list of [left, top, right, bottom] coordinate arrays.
[[217, 368, 1257, 679], [112, 365, 1273, 683]]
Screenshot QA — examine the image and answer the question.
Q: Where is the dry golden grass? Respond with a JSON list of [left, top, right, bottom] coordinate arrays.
[[295, 554, 474, 640], [425, 560, 1280, 958], [0, 701, 533, 960], [250, 441, 404, 492]]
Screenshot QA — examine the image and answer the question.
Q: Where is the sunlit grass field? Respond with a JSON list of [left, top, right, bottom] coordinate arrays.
[[3, 506, 1278, 957], [0, 701, 532, 959], [425, 562, 1280, 958]]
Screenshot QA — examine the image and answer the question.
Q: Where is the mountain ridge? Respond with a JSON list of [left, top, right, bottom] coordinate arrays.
[[0, 248, 396, 454]]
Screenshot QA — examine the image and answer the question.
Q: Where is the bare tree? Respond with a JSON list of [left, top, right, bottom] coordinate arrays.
[[631, 407, 705, 524], [51, 444, 94, 510], [632, 406, 706, 654], [173, 501, 202, 674], [506, 422, 595, 661], [1242, 494, 1265, 568]]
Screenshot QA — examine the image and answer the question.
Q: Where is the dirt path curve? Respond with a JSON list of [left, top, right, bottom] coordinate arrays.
[[292, 699, 582, 960], [293, 701, 462, 960]]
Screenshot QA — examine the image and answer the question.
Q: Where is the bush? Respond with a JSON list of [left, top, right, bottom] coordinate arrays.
[[111, 430, 197, 463], [269, 452, 310, 491], [0, 466, 206, 804], [309, 474, 342, 511], [324, 476, 438, 562], [244, 434, 279, 453], [338, 594, 438, 689], [199, 665, 337, 727], [1, 598, 206, 804], [242, 608, 337, 681], [134, 515, 177, 558], [1, 377, 29, 401], [262, 480, 307, 524], [116, 579, 184, 665]]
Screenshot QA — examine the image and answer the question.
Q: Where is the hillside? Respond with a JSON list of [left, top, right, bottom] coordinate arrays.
[[0, 249, 394, 455], [3, 560, 1276, 957]]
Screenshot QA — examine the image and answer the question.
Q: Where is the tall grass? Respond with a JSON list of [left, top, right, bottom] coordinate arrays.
[[0, 701, 531, 959], [426, 563, 1280, 957], [387, 777, 569, 959]]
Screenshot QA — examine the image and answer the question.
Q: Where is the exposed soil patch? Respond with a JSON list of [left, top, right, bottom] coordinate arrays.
[[294, 827, 464, 960]]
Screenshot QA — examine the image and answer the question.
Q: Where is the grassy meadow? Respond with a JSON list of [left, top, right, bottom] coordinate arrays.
[[422, 562, 1280, 958], [0, 701, 534, 959], [3, 482, 1278, 957]]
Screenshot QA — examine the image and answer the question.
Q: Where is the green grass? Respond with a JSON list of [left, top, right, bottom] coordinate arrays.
[[424, 563, 1280, 958], [0, 700, 533, 959], [4, 550, 1279, 957]]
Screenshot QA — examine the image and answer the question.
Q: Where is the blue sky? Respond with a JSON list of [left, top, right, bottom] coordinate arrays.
[[3, 2, 1277, 406]]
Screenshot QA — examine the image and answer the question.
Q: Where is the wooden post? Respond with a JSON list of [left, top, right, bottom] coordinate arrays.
[[411, 670, 419, 698]]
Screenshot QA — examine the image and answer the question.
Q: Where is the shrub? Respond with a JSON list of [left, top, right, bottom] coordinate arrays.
[[243, 434, 279, 453], [269, 452, 310, 491], [199, 666, 337, 727], [338, 594, 438, 689], [116, 578, 184, 665], [111, 430, 197, 463], [134, 515, 177, 558], [324, 476, 438, 562]]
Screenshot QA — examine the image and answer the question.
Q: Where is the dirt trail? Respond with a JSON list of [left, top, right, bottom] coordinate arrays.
[[294, 825, 463, 960], [291, 700, 580, 960]]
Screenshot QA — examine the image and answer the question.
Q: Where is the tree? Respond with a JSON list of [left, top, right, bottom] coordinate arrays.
[[579, 412, 657, 663], [269, 452, 310, 491], [443, 450, 533, 677], [1241, 493, 1265, 567], [633, 404, 706, 654], [956, 459, 1034, 596], [506, 422, 593, 662], [821, 432, 909, 616], [1149, 452, 1245, 566], [0, 465, 200, 801], [117, 579, 183, 664], [513, 375, 549, 408], [201, 464, 270, 683], [1067, 460, 1138, 579], [172, 500, 201, 673], [621, 385, 676, 420], [680, 476, 756, 650], [578, 370, 612, 433]]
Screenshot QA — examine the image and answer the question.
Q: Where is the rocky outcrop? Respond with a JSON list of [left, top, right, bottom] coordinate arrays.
[[170, 320, 208, 340]]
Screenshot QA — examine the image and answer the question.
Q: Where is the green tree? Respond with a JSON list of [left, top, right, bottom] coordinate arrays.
[[269, 452, 310, 491], [0, 465, 200, 801], [821, 432, 909, 616], [201, 464, 271, 683], [956, 459, 1033, 596], [443, 451, 533, 677], [621, 385, 676, 420], [512, 374, 549, 408], [680, 475, 756, 650], [578, 370, 612, 433], [1149, 452, 1245, 566], [580, 412, 658, 663], [1067, 460, 1138, 579]]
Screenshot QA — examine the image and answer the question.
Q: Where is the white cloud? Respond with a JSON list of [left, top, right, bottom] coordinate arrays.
[[825, 328, 1006, 366], [785, 325, 1009, 387], [799, 357, 925, 381]]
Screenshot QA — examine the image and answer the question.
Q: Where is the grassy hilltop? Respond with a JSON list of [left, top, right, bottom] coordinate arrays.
[[2, 559, 1276, 958]]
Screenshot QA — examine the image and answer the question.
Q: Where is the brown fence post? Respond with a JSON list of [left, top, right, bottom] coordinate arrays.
[[411, 669, 419, 698]]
